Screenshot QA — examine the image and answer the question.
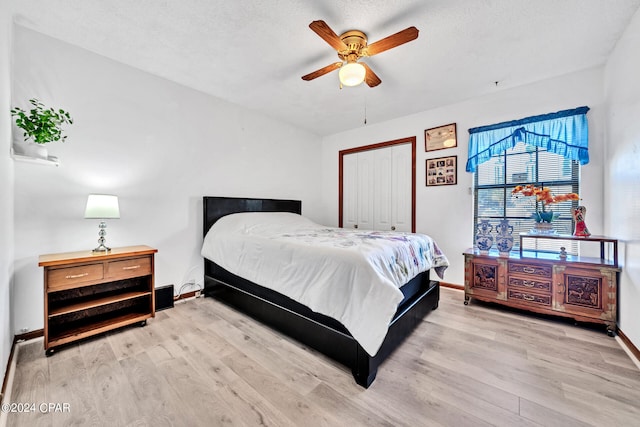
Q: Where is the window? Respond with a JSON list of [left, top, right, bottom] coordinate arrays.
[[474, 143, 580, 252], [467, 107, 589, 254]]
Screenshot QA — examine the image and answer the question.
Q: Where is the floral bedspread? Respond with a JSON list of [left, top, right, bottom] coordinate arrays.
[[201, 212, 449, 356]]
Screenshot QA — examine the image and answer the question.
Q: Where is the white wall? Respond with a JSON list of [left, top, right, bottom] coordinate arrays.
[[11, 25, 323, 334], [604, 8, 640, 348], [0, 3, 14, 391], [320, 68, 606, 288]]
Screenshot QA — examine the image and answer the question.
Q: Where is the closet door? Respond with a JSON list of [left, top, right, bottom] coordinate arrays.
[[339, 136, 415, 232], [342, 153, 359, 229], [356, 150, 375, 230], [374, 147, 393, 231], [343, 150, 375, 230], [391, 143, 412, 232]]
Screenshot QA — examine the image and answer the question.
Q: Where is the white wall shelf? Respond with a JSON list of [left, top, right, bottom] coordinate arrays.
[[10, 148, 60, 166]]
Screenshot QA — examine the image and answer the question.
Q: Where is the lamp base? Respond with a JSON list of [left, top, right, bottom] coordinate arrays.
[[92, 244, 112, 253], [92, 221, 111, 253]]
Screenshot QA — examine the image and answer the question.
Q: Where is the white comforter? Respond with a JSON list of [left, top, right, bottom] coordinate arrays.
[[201, 212, 449, 356]]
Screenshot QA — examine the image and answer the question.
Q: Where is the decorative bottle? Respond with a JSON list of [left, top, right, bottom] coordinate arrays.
[[495, 219, 514, 256], [475, 219, 494, 254], [573, 206, 591, 236]]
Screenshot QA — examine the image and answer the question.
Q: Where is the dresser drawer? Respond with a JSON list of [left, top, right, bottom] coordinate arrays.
[[47, 263, 104, 291], [508, 276, 552, 293], [106, 256, 152, 280], [507, 289, 552, 307], [508, 262, 552, 279]]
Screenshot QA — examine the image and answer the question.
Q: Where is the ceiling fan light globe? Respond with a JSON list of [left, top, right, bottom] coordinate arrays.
[[339, 62, 366, 87]]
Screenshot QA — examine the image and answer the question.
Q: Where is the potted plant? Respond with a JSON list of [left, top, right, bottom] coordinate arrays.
[[11, 98, 73, 159]]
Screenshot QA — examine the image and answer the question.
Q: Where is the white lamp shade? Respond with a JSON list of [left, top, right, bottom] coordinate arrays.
[[339, 62, 366, 87], [84, 194, 120, 219]]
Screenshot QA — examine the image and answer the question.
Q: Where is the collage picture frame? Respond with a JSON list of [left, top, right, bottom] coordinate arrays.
[[426, 155, 457, 186]]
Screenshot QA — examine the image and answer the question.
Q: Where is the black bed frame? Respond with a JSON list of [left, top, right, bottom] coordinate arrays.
[[202, 196, 440, 388]]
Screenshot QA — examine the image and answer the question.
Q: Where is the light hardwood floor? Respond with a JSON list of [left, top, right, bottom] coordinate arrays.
[[4, 287, 640, 426]]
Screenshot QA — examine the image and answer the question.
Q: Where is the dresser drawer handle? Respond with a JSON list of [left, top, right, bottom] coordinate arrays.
[[65, 272, 89, 279], [122, 265, 141, 270], [522, 294, 535, 301], [522, 267, 535, 274], [523, 280, 535, 288]]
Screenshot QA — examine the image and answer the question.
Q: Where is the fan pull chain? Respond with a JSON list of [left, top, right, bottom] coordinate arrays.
[[364, 100, 367, 125]]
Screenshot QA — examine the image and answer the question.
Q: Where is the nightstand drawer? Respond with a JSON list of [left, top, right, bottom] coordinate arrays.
[[48, 263, 104, 291], [508, 276, 552, 293], [508, 262, 552, 279], [106, 256, 152, 280]]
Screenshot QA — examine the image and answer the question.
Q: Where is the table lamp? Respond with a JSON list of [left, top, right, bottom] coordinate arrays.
[[84, 194, 120, 252]]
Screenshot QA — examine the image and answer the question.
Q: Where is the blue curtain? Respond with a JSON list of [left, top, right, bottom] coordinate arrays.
[[465, 106, 590, 172]]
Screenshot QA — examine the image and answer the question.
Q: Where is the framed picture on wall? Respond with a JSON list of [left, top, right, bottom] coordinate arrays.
[[425, 123, 457, 152], [426, 155, 457, 186]]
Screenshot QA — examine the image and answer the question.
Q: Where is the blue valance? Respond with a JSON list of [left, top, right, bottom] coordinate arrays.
[[465, 106, 590, 172]]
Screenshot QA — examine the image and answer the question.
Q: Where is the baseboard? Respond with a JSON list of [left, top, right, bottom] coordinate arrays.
[[439, 281, 463, 290], [617, 328, 640, 367], [15, 329, 43, 342], [0, 336, 16, 406], [0, 329, 44, 402], [174, 290, 201, 302], [1, 329, 44, 406]]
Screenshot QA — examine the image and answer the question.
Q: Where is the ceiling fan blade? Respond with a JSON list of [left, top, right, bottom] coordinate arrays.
[[301, 62, 343, 81], [362, 63, 381, 87], [365, 26, 419, 56], [309, 20, 348, 51]]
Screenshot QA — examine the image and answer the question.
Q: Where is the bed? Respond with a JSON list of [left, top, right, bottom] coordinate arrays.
[[201, 196, 447, 387]]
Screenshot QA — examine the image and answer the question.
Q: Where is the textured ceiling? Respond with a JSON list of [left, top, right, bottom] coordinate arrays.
[[11, 0, 640, 136]]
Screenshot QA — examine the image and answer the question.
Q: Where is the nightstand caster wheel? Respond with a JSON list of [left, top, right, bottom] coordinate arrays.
[[45, 348, 54, 357], [464, 296, 470, 305], [140, 320, 147, 327], [463, 300, 469, 305], [607, 328, 616, 337]]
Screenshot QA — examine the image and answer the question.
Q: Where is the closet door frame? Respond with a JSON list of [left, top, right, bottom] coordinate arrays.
[[338, 136, 416, 232]]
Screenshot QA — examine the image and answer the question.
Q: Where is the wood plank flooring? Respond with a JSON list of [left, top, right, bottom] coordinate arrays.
[[4, 288, 640, 426]]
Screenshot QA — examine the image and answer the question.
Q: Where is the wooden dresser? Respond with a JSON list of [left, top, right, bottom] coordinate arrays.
[[463, 235, 619, 335], [39, 245, 157, 355]]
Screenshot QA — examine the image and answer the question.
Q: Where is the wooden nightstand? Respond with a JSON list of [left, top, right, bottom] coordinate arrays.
[[39, 245, 157, 355]]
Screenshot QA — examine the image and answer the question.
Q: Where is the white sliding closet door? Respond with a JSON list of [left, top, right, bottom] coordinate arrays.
[[390, 143, 412, 232], [356, 149, 375, 230], [342, 153, 359, 230], [342, 142, 412, 232], [374, 146, 393, 231]]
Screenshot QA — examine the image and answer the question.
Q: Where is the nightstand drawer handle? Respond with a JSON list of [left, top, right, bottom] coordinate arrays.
[[523, 280, 535, 288], [122, 265, 141, 270], [65, 272, 89, 279], [523, 267, 535, 274], [522, 294, 535, 301]]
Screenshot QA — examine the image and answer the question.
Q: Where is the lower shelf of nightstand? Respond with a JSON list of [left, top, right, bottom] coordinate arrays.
[[47, 312, 152, 350]]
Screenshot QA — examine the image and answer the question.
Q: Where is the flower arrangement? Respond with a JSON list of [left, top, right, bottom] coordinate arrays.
[[512, 184, 579, 223]]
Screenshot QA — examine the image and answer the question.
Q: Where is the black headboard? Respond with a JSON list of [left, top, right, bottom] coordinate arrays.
[[203, 196, 302, 236]]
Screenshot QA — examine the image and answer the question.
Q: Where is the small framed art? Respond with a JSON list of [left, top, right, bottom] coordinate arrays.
[[426, 155, 457, 186], [425, 123, 457, 152]]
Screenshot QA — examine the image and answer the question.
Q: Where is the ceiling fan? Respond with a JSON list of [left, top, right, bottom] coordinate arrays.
[[301, 20, 419, 88]]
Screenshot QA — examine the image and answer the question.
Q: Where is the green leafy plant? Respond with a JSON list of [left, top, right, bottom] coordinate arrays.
[[11, 98, 74, 144]]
